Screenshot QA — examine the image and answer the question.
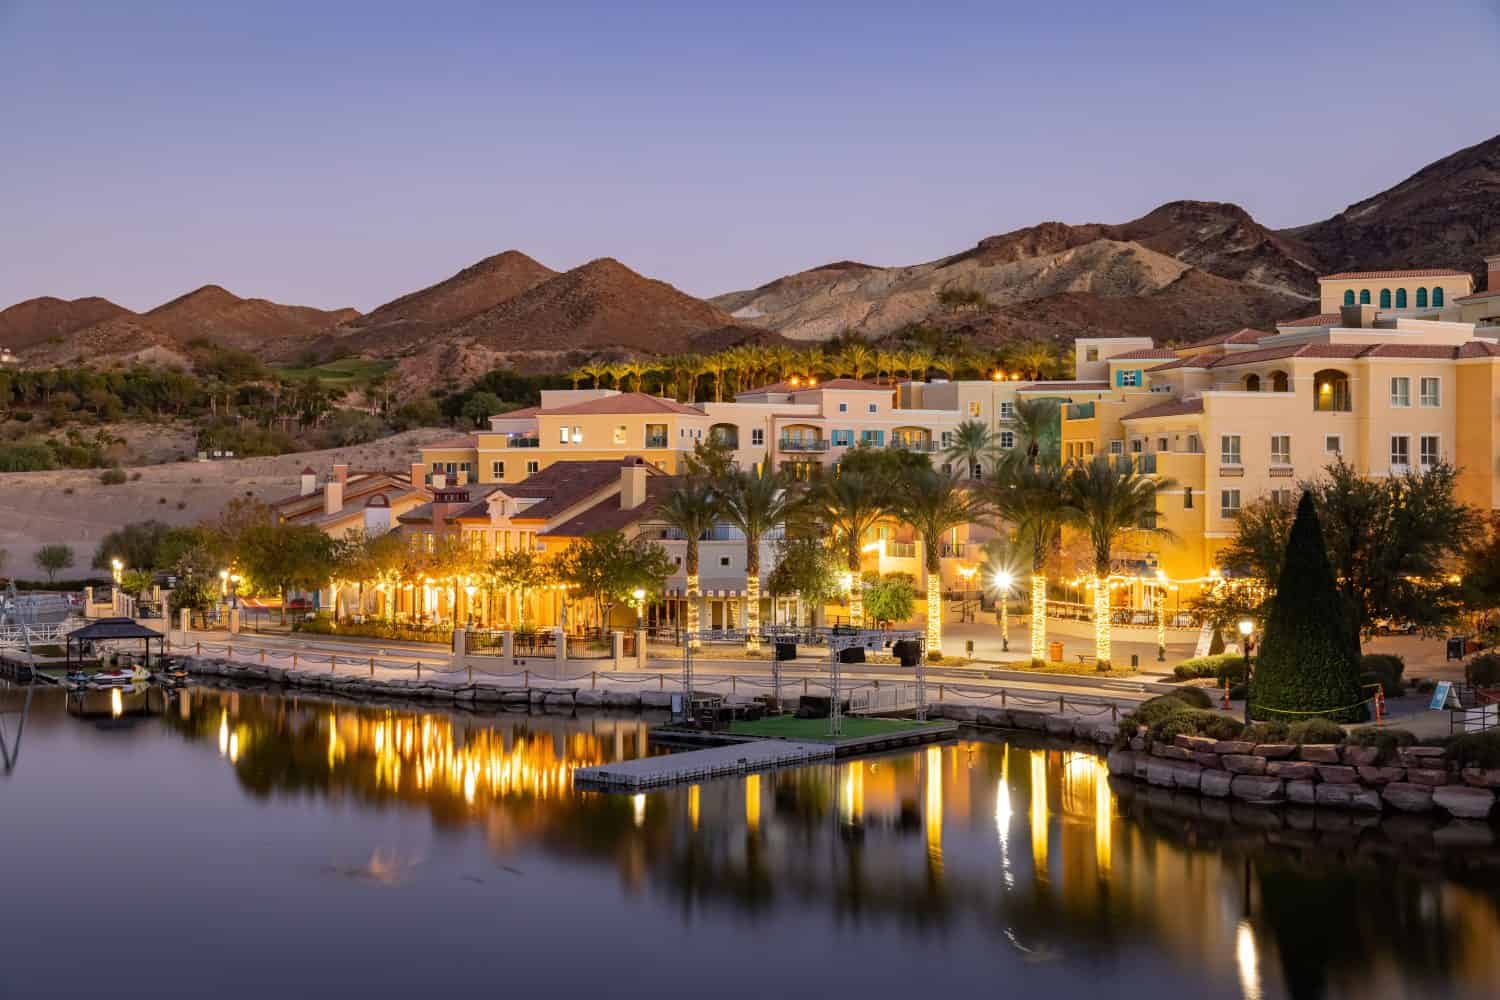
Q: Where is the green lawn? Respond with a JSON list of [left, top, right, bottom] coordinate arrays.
[[271, 358, 395, 386], [727, 716, 947, 743]]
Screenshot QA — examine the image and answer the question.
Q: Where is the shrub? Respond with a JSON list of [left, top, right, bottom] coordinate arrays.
[[1467, 653, 1500, 688], [1287, 718, 1346, 745], [1172, 653, 1251, 681], [1118, 694, 1243, 746], [1448, 731, 1500, 770], [1360, 653, 1405, 696], [1164, 686, 1214, 709], [99, 465, 127, 485], [1347, 727, 1417, 761], [1243, 721, 1291, 743]]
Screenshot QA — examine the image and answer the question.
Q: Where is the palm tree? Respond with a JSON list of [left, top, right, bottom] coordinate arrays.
[[716, 463, 798, 652], [811, 469, 890, 627], [1065, 455, 1176, 668], [657, 481, 721, 647], [1009, 342, 1058, 381], [901, 348, 933, 383], [990, 460, 1076, 663], [836, 343, 876, 381], [699, 355, 726, 402], [943, 419, 997, 480], [932, 354, 961, 381], [898, 467, 984, 657]]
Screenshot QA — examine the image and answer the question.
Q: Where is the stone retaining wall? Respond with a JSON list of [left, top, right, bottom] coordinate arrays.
[[1108, 733, 1499, 820]]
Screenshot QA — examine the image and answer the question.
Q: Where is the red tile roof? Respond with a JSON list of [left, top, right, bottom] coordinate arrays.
[[1459, 341, 1500, 358], [1455, 288, 1500, 302], [741, 378, 890, 394], [1320, 268, 1470, 280], [508, 459, 659, 521], [540, 476, 679, 537], [1015, 380, 1109, 391], [1109, 348, 1178, 360], [1121, 397, 1204, 421], [1148, 350, 1224, 372], [1184, 327, 1270, 348], [543, 392, 701, 416], [1278, 313, 1341, 328]]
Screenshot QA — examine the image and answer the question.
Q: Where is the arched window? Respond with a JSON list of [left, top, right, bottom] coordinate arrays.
[[1416, 287, 1428, 308], [1270, 370, 1290, 392], [1244, 374, 1261, 392], [1313, 369, 1352, 412], [1395, 288, 1407, 308], [1359, 289, 1371, 305], [1379, 289, 1392, 309], [1343, 290, 1356, 306], [1434, 287, 1445, 307]]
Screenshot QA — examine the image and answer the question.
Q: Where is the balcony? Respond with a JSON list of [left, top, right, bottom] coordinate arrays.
[[885, 541, 917, 559], [779, 437, 829, 452], [1134, 453, 1157, 474], [645, 435, 669, 449], [1065, 402, 1095, 420], [889, 438, 940, 453], [506, 436, 540, 448], [938, 542, 968, 559], [1269, 464, 1294, 478]]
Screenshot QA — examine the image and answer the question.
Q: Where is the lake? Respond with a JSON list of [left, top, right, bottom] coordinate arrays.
[[2, 682, 1497, 1000]]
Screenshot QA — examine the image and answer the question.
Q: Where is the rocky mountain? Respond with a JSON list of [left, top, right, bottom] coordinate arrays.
[[0, 295, 132, 350], [1286, 133, 1500, 280], [144, 284, 359, 355]]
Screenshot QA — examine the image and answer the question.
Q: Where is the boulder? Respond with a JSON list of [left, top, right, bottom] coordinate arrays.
[[1043, 714, 1076, 737], [1175, 735, 1218, 753], [1128, 737, 1147, 752], [1088, 724, 1119, 744], [1406, 768, 1450, 787], [1213, 740, 1255, 755], [1317, 765, 1359, 784], [1461, 767, 1500, 788], [574, 690, 604, 707], [1315, 783, 1382, 811], [1357, 765, 1405, 785], [1299, 744, 1342, 763], [1381, 782, 1435, 813], [1432, 786, 1496, 820], [472, 687, 505, 703], [976, 708, 1013, 728], [1230, 776, 1284, 803], [1192, 752, 1223, 769], [500, 690, 530, 705], [1106, 750, 1138, 776], [1267, 761, 1317, 780], [601, 691, 642, 708], [640, 691, 674, 708], [944, 705, 981, 723], [1222, 754, 1267, 775], [1009, 710, 1048, 731], [1254, 744, 1297, 760], [1341, 746, 1380, 767], [1151, 743, 1193, 762], [1146, 760, 1202, 791], [1200, 770, 1234, 798], [1286, 779, 1317, 805]]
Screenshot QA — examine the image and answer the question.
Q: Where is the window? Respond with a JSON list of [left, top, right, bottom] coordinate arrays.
[[1270, 434, 1290, 465], [831, 429, 853, 447], [1086, 347, 1100, 362], [1379, 288, 1392, 309], [1359, 289, 1371, 305], [1271, 370, 1289, 392], [1109, 440, 1124, 456], [940, 431, 953, 447], [859, 430, 884, 447], [867, 403, 878, 413], [999, 430, 1016, 449], [1433, 287, 1445, 307], [558, 426, 569, 444], [492, 460, 505, 479], [645, 423, 668, 448], [1420, 377, 1440, 407], [1157, 437, 1168, 452], [1420, 435, 1440, 469], [526, 460, 539, 475], [1343, 290, 1356, 306], [999, 401, 1015, 419], [1118, 369, 1140, 387], [1221, 434, 1241, 466], [1416, 287, 1428, 308], [1244, 374, 1261, 392], [751, 427, 764, 446], [1221, 489, 1241, 518], [719, 556, 731, 567], [1187, 434, 1201, 453], [1396, 288, 1408, 308], [838, 402, 848, 413], [1129, 439, 1143, 453], [1325, 435, 1342, 454], [1183, 487, 1193, 509], [613, 424, 627, 444], [967, 401, 981, 417], [1389, 376, 1410, 407], [1390, 435, 1410, 469], [1270, 488, 1293, 506]]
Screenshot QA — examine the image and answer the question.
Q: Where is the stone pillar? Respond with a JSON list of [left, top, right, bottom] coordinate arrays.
[[453, 627, 467, 658], [610, 630, 623, 670], [179, 608, 191, 635], [501, 630, 514, 661], [228, 608, 241, 635], [554, 627, 567, 665], [636, 629, 648, 670]]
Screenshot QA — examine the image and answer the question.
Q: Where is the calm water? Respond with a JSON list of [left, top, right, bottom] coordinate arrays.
[[2, 683, 1498, 1000]]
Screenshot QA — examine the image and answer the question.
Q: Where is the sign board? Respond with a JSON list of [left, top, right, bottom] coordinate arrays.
[[1192, 624, 1215, 658], [1428, 681, 1456, 711]]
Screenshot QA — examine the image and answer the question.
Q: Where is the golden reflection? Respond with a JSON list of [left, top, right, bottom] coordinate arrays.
[[1235, 920, 1261, 1000], [1094, 757, 1111, 880], [841, 763, 865, 825], [688, 785, 700, 831], [109, 687, 123, 719], [745, 773, 761, 834], [925, 745, 943, 873], [228, 731, 240, 764], [217, 709, 228, 756], [1030, 749, 1048, 882], [632, 793, 646, 828]]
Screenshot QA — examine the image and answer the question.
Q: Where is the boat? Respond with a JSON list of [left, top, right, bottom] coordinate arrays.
[[68, 666, 151, 690]]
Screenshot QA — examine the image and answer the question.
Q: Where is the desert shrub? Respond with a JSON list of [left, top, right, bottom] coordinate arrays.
[[1287, 718, 1347, 745], [1164, 686, 1214, 709], [1466, 653, 1500, 688], [1448, 731, 1500, 770], [1243, 721, 1291, 743], [1172, 653, 1251, 681], [99, 465, 127, 485], [1360, 653, 1406, 696], [1346, 727, 1417, 761]]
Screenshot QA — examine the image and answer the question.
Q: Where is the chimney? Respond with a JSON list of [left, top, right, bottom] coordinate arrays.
[[333, 463, 349, 486], [363, 493, 392, 536], [410, 462, 427, 490], [454, 468, 468, 487], [620, 456, 648, 509], [1339, 303, 1377, 329], [324, 480, 343, 516], [1486, 255, 1500, 295], [299, 466, 317, 496]]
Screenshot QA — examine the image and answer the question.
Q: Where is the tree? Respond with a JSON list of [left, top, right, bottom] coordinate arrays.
[[1065, 455, 1175, 668], [1009, 398, 1061, 467], [767, 534, 841, 626], [1008, 341, 1059, 380], [863, 572, 916, 626], [716, 463, 798, 652], [489, 547, 554, 629], [1249, 492, 1365, 722], [93, 520, 175, 572], [656, 481, 721, 647], [34, 544, 74, 583], [460, 391, 506, 428], [810, 468, 890, 627], [897, 466, 982, 656], [990, 460, 1075, 662], [1193, 494, 1296, 629], [234, 522, 335, 622], [557, 532, 674, 632], [942, 419, 996, 479]]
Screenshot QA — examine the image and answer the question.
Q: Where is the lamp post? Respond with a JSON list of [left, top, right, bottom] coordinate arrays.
[[111, 558, 123, 585], [994, 570, 1013, 652], [632, 587, 647, 627], [1238, 618, 1254, 724]]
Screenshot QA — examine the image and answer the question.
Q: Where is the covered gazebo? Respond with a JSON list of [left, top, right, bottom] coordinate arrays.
[[65, 618, 166, 670]]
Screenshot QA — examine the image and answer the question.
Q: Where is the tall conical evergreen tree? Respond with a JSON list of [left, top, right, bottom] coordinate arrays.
[[1249, 491, 1366, 722]]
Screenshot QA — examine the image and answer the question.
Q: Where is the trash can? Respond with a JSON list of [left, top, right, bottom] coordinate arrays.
[[1447, 636, 1467, 661], [1048, 641, 1064, 662]]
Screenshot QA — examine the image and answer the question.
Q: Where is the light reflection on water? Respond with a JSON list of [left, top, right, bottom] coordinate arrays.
[[5, 682, 1500, 1000]]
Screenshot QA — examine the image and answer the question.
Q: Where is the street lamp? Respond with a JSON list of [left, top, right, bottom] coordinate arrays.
[[111, 558, 123, 584], [1238, 618, 1254, 724], [632, 587, 647, 627], [219, 569, 229, 597], [993, 570, 1013, 652]]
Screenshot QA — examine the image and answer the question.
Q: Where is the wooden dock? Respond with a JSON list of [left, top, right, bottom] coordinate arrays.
[[575, 740, 835, 790]]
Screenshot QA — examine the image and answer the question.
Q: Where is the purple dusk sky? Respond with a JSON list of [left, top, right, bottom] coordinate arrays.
[[2, 0, 1497, 314]]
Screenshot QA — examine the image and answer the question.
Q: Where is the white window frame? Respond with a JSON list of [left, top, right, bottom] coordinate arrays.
[[526, 460, 539, 475], [1220, 489, 1241, 518], [491, 461, 504, 479], [867, 403, 877, 413], [1389, 376, 1411, 408], [1419, 376, 1441, 408], [999, 401, 1015, 420], [1269, 434, 1291, 466], [838, 402, 848, 413], [1119, 369, 1140, 387], [750, 427, 764, 446], [1108, 440, 1124, 456], [558, 426, 569, 444], [1324, 434, 1342, 454], [1390, 434, 1410, 470], [1419, 434, 1440, 469], [1220, 434, 1241, 466], [999, 430, 1016, 449]]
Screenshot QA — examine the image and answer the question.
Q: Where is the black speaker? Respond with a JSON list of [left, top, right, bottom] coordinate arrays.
[[775, 641, 797, 661], [839, 646, 866, 664]]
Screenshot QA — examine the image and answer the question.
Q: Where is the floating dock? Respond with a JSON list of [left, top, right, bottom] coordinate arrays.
[[575, 739, 834, 790]]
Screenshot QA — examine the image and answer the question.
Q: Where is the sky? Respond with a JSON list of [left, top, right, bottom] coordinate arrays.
[[2, 0, 1498, 314]]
